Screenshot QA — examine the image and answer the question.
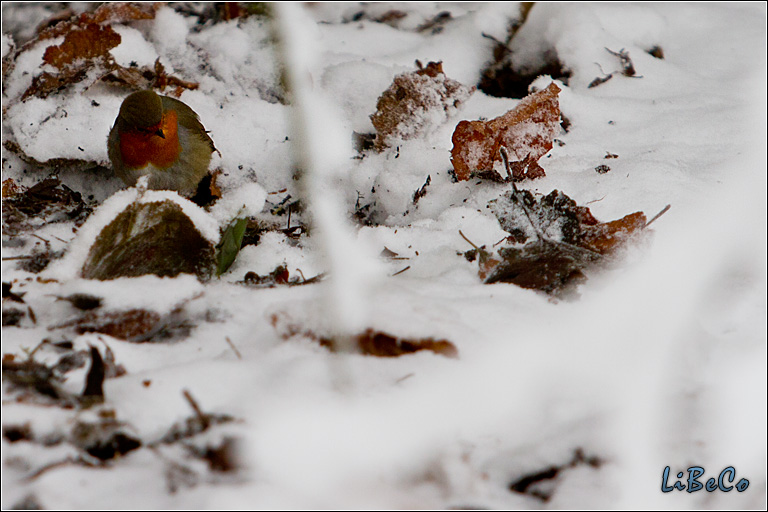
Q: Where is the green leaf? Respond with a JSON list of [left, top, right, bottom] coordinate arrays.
[[217, 217, 248, 276]]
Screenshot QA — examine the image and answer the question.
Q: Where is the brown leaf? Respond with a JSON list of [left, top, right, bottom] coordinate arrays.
[[152, 58, 199, 93], [356, 329, 458, 358], [371, 61, 473, 151], [2, 357, 66, 401], [451, 82, 561, 181], [22, 70, 88, 101], [485, 185, 647, 294], [37, 2, 160, 41], [43, 23, 121, 70], [271, 312, 458, 358], [580, 211, 647, 254], [80, 200, 217, 281], [56, 309, 162, 340], [2, 178, 21, 198]]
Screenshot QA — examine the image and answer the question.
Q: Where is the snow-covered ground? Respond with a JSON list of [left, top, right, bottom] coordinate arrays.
[[2, 2, 766, 508]]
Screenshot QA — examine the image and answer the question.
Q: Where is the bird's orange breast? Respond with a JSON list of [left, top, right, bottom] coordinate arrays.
[[119, 110, 180, 169]]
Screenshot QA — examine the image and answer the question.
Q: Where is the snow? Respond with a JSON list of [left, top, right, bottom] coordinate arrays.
[[207, 181, 266, 226], [110, 25, 159, 68], [2, 2, 766, 509]]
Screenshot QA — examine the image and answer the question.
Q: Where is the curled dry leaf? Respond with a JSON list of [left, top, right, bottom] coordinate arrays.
[[270, 312, 458, 358], [43, 23, 121, 70], [371, 61, 473, 151], [52, 304, 193, 343], [54, 309, 161, 340], [19, 4, 197, 101], [36, 2, 160, 41], [451, 82, 561, 181], [356, 329, 458, 358], [483, 184, 647, 294]]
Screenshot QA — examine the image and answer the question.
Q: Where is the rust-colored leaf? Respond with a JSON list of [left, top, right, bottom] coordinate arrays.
[[2, 179, 21, 198], [371, 61, 473, 151], [356, 329, 458, 358], [152, 58, 199, 94], [270, 312, 458, 358], [580, 211, 647, 254], [451, 82, 561, 181], [43, 23, 121, 70], [37, 2, 161, 41]]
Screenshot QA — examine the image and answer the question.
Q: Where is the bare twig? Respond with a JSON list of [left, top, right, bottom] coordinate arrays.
[[25, 455, 101, 481], [500, 147, 544, 240], [458, 230, 479, 250], [644, 204, 671, 228], [224, 337, 242, 359], [182, 389, 210, 430], [586, 195, 607, 205]]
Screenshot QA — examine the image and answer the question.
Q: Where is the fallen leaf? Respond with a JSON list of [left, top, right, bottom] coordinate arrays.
[[483, 162, 648, 294], [356, 329, 458, 358], [271, 312, 458, 358], [43, 23, 120, 70], [371, 61, 473, 151], [80, 199, 217, 281], [36, 2, 160, 41], [451, 82, 561, 181], [55, 309, 161, 340]]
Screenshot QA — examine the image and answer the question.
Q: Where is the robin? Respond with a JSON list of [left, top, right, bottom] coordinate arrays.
[[108, 90, 216, 196]]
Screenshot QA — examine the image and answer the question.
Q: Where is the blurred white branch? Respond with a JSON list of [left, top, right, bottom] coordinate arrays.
[[272, 4, 384, 350]]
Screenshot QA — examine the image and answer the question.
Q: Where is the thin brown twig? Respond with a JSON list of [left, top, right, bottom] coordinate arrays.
[[182, 389, 210, 430], [644, 204, 671, 228], [224, 337, 242, 360], [458, 230, 479, 250]]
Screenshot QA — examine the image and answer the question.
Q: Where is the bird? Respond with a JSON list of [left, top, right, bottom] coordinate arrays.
[[108, 90, 216, 196]]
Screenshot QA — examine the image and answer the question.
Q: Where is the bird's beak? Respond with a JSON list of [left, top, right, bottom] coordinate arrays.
[[155, 129, 165, 139]]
